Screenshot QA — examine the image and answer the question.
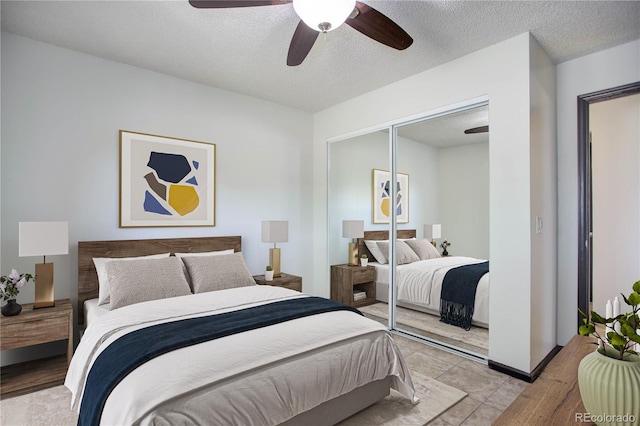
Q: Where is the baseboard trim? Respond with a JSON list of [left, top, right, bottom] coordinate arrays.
[[488, 345, 562, 383]]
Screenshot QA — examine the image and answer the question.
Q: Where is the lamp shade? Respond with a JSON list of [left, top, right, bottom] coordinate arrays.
[[261, 221, 288, 243], [342, 220, 364, 239], [293, 0, 356, 32], [424, 224, 441, 240], [19, 222, 69, 257]]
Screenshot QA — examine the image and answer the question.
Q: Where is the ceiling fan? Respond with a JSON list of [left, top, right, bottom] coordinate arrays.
[[189, 0, 413, 66], [464, 125, 489, 134]]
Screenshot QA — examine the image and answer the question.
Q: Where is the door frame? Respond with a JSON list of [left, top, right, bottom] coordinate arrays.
[[577, 81, 640, 329]]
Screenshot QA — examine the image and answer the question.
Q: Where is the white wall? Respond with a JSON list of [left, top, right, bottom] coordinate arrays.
[[438, 142, 490, 259], [396, 135, 441, 236], [1, 33, 313, 364], [528, 36, 558, 371], [591, 93, 640, 315], [314, 33, 557, 374], [556, 39, 640, 346], [328, 131, 390, 266]]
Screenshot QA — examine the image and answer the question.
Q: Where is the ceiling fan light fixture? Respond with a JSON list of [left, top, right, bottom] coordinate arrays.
[[293, 0, 356, 33]]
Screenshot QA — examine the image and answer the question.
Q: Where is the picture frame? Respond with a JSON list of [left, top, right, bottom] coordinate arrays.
[[119, 130, 216, 227], [372, 169, 409, 224]]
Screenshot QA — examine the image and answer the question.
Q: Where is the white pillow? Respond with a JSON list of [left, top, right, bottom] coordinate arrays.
[[106, 257, 191, 310], [364, 240, 388, 264], [93, 253, 170, 306], [404, 238, 441, 260], [376, 240, 420, 265]]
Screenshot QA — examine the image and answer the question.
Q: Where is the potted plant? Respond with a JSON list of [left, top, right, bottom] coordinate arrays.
[[264, 265, 274, 282], [360, 254, 368, 267], [578, 280, 640, 425], [440, 240, 451, 256], [0, 269, 34, 316]]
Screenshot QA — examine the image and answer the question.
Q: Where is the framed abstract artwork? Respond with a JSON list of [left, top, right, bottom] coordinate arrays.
[[372, 169, 409, 224], [119, 130, 216, 227]]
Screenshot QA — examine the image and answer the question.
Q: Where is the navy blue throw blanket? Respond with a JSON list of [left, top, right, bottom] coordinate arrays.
[[440, 261, 489, 330], [78, 297, 362, 426]]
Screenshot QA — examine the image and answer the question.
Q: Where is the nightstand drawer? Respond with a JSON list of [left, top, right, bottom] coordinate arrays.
[[351, 268, 375, 284], [0, 316, 69, 350]]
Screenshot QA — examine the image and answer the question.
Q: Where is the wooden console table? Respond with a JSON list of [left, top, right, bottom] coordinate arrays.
[[493, 334, 596, 425]]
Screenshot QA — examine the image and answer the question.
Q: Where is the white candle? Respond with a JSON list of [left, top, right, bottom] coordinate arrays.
[[613, 297, 621, 333], [606, 299, 613, 335]]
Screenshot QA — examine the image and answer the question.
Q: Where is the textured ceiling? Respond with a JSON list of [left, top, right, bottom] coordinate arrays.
[[1, 1, 639, 112], [397, 104, 489, 147]]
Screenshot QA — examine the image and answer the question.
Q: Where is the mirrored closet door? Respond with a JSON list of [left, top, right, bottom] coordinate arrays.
[[392, 102, 490, 358], [328, 99, 490, 359]]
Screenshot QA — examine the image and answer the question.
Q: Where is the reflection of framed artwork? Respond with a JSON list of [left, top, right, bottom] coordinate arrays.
[[120, 130, 216, 227], [372, 169, 409, 224]]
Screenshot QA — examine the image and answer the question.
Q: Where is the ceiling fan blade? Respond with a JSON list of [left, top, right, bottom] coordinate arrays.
[[346, 2, 413, 50], [464, 125, 489, 134], [189, 0, 287, 8], [287, 20, 319, 66]]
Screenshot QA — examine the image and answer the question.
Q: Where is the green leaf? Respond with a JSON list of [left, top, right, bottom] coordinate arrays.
[[621, 323, 635, 337], [610, 334, 627, 347], [629, 334, 640, 344], [633, 280, 640, 294], [627, 292, 640, 307], [591, 311, 606, 324]]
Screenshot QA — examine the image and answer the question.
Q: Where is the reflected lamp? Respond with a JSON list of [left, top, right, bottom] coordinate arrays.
[[424, 224, 441, 247], [342, 220, 364, 266]]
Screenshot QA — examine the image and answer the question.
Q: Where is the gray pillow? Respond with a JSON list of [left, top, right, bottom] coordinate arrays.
[[376, 240, 420, 265], [364, 240, 388, 264], [404, 238, 441, 260], [181, 252, 257, 294], [106, 256, 191, 310]]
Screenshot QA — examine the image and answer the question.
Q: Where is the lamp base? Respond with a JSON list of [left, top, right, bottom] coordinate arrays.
[[34, 262, 55, 309], [269, 248, 281, 278], [348, 242, 358, 266]]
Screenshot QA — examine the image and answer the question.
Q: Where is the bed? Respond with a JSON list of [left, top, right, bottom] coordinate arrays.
[[67, 236, 417, 425], [358, 230, 489, 329]]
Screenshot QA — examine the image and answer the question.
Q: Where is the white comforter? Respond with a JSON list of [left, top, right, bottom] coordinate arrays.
[[66, 286, 417, 425], [376, 256, 490, 327]]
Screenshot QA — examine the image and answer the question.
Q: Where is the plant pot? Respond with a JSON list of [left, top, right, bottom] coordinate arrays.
[[578, 346, 640, 426], [264, 271, 274, 281], [1, 299, 22, 316], [360, 258, 368, 267]]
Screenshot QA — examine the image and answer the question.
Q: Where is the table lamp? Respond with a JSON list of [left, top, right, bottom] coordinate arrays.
[[342, 220, 364, 266], [424, 223, 441, 247], [262, 220, 288, 277], [19, 221, 69, 309]]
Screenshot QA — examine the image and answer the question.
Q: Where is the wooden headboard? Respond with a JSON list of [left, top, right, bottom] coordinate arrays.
[[357, 229, 416, 259], [77, 236, 241, 324]]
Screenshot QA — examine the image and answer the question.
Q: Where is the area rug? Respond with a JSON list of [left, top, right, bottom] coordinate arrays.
[[1, 374, 466, 425], [360, 302, 489, 354]]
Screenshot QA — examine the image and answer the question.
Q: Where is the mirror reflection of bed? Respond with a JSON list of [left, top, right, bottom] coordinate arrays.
[[327, 100, 490, 359], [356, 230, 489, 356]]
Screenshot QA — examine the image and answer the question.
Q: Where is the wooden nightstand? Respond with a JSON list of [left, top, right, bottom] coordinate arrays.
[[0, 299, 73, 397], [253, 273, 302, 292], [330, 264, 376, 307]]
